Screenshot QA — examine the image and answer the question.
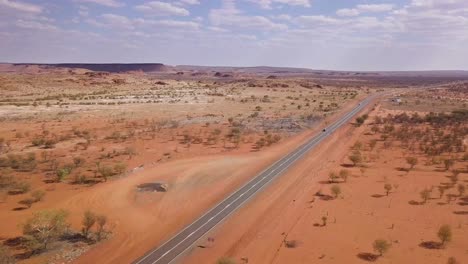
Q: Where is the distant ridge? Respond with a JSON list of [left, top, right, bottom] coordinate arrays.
[[12, 63, 168, 73]]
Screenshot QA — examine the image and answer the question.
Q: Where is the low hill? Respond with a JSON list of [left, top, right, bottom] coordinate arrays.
[[7, 63, 169, 73]]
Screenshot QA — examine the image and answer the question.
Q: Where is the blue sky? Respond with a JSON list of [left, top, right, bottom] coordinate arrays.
[[1, 0, 468, 70]]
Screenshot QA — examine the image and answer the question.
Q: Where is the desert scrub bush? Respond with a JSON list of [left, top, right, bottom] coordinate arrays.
[[420, 188, 431, 204], [438, 186, 446, 199], [31, 189, 46, 202], [438, 225, 452, 246], [339, 169, 350, 183], [73, 157, 85, 168], [406, 157, 418, 170], [4, 153, 37, 172], [328, 172, 339, 183], [457, 184, 465, 197], [0, 245, 15, 264], [82, 210, 97, 239], [355, 114, 368, 126], [56, 167, 72, 182], [331, 185, 341, 198], [373, 239, 391, 256], [217, 257, 236, 264], [384, 183, 392, 196], [284, 240, 298, 248], [348, 150, 363, 166], [22, 209, 70, 251], [321, 215, 328, 226], [95, 214, 108, 241], [10, 181, 31, 194], [114, 162, 127, 175]]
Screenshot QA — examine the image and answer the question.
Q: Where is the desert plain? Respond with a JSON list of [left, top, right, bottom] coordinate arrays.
[[0, 64, 467, 264]]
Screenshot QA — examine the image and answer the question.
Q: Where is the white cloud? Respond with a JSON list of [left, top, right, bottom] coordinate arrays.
[[210, 0, 287, 30], [178, 0, 200, 5], [151, 19, 200, 30], [336, 8, 360, 17], [16, 19, 57, 30], [74, 0, 124, 8], [410, 0, 468, 9], [0, 0, 42, 13], [297, 15, 343, 26], [275, 14, 292, 21], [248, 0, 311, 9], [135, 1, 190, 16], [337, 4, 394, 16], [101, 13, 133, 29], [357, 4, 394, 13]]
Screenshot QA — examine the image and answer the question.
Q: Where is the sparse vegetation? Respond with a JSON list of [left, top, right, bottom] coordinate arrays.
[[331, 185, 341, 199], [349, 151, 363, 167], [384, 183, 392, 196], [406, 157, 418, 170], [216, 257, 236, 264], [82, 210, 97, 239], [420, 188, 431, 204], [437, 225, 452, 246], [373, 239, 391, 256], [22, 209, 70, 251]]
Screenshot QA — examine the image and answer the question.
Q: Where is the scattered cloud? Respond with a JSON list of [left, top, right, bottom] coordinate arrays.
[[248, 0, 311, 9], [336, 8, 360, 17], [178, 0, 200, 5], [135, 1, 189, 16], [74, 0, 124, 8], [357, 4, 394, 13], [210, 0, 287, 30], [0, 0, 42, 13], [1, 0, 468, 70], [337, 4, 394, 17]]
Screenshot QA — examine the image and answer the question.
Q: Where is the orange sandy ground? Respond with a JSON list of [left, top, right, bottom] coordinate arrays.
[[0, 95, 367, 264], [74, 96, 370, 263], [182, 106, 468, 264]]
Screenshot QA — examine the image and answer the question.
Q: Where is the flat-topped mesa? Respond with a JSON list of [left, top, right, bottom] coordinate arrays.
[[13, 63, 169, 73]]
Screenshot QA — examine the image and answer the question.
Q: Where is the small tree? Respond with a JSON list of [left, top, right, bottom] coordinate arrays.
[[99, 165, 114, 182], [328, 172, 339, 183], [406, 157, 418, 170], [82, 210, 97, 239], [56, 167, 71, 182], [95, 215, 108, 241], [31, 190, 46, 202], [114, 162, 127, 175], [373, 239, 391, 256], [438, 186, 446, 199], [438, 225, 452, 246], [321, 216, 328, 226], [331, 185, 341, 199], [22, 209, 69, 251], [349, 151, 362, 167], [457, 184, 465, 197], [447, 257, 459, 264], [444, 159, 454, 171], [73, 157, 85, 168], [420, 188, 431, 204], [20, 198, 35, 208], [384, 183, 392, 196], [339, 169, 350, 183]]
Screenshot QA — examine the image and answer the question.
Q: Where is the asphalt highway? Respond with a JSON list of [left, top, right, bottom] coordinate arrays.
[[134, 95, 375, 264]]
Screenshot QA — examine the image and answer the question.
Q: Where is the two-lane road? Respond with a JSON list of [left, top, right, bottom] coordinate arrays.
[[134, 95, 376, 264]]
